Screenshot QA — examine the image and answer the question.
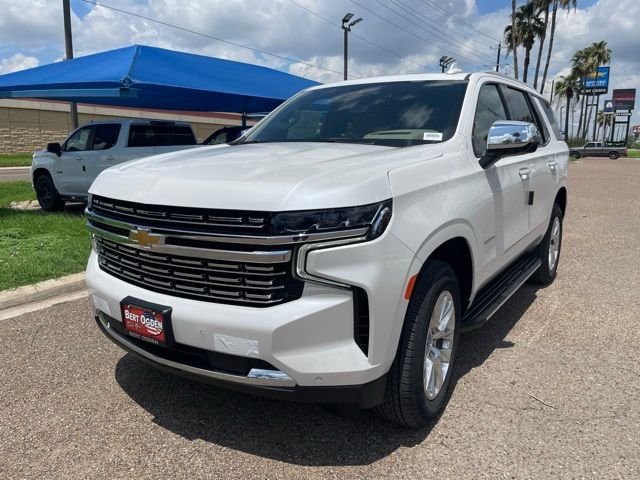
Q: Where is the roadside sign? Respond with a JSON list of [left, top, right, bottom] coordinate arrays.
[[615, 112, 632, 117], [613, 89, 636, 110], [580, 66, 610, 94], [632, 125, 640, 134], [603, 100, 614, 112]]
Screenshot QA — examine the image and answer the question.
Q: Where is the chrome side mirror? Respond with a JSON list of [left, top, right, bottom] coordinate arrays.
[[479, 121, 541, 168]]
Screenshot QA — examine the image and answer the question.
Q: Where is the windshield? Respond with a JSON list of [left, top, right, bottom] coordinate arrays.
[[241, 80, 468, 148]]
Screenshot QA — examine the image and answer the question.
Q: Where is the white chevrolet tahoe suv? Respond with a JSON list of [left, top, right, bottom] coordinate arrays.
[[86, 72, 568, 427], [31, 119, 198, 211]]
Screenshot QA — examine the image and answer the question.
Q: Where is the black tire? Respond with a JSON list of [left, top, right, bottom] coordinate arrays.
[[374, 260, 461, 427], [569, 151, 580, 159], [530, 203, 563, 285], [35, 174, 65, 212], [608, 151, 619, 159]]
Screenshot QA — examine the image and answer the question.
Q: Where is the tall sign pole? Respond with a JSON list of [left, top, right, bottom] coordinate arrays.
[[62, 0, 78, 129]]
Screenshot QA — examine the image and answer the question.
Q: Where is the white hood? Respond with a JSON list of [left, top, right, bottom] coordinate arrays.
[[90, 142, 442, 211]]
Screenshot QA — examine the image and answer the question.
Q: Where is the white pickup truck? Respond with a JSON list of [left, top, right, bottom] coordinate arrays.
[[86, 72, 568, 426], [31, 119, 198, 211]]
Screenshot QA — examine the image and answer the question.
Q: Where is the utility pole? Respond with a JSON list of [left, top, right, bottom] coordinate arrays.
[[341, 13, 362, 81], [62, 0, 78, 129], [493, 43, 502, 73]]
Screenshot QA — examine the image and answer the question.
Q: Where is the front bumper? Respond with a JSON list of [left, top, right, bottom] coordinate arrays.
[[95, 312, 386, 407], [87, 227, 416, 392]]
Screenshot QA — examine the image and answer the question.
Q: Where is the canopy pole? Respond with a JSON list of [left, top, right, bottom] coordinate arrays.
[[241, 112, 247, 127], [62, 0, 78, 129]]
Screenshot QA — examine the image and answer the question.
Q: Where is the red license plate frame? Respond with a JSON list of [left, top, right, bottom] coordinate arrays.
[[120, 296, 174, 346]]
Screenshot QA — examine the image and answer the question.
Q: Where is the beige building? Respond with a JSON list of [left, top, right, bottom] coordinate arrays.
[[0, 99, 245, 153]]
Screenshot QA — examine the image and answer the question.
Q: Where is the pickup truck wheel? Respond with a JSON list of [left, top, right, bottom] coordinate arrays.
[[569, 151, 580, 159], [374, 260, 461, 427], [530, 203, 563, 285], [35, 174, 65, 212], [608, 151, 619, 159]]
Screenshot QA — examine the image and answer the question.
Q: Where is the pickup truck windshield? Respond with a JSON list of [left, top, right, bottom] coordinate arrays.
[[242, 80, 468, 147]]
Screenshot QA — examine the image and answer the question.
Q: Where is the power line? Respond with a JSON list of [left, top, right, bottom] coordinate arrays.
[[418, 0, 501, 43], [391, 0, 493, 48], [286, 0, 438, 72], [350, 0, 493, 67], [81, 0, 352, 80], [370, 0, 495, 63]]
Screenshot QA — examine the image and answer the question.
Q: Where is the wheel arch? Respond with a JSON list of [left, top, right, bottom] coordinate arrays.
[[555, 186, 567, 216], [410, 222, 477, 314]]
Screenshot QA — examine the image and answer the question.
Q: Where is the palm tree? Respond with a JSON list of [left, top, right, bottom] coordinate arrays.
[[540, 0, 578, 94], [504, 2, 546, 84], [571, 47, 591, 139], [554, 73, 581, 138], [583, 40, 612, 139], [596, 110, 613, 142], [511, 0, 519, 80], [533, 0, 552, 89]]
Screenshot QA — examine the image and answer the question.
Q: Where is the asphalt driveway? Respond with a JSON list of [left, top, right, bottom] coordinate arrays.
[[0, 157, 638, 479]]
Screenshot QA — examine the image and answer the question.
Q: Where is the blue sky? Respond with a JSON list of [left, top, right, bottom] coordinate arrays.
[[475, 0, 598, 14], [0, 0, 638, 127]]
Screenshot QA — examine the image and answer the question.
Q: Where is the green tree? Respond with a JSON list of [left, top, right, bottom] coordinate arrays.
[[583, 41, 612, 139], [554, 73, 581, 138], [539, 0, 578, 94], [533, 0, 552, 89], [511, 0, 519, 80], [504, 1, 546, 84], [596, 110, 613, 142]]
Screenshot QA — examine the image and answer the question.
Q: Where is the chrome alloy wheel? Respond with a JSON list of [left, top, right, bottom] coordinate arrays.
[[548, 216, 561, 272], [424, 290, 455, 400]]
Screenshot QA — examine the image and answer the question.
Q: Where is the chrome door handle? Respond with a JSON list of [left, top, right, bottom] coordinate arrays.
[[548, 160, 558, 171], [518, 167, 533, 179]]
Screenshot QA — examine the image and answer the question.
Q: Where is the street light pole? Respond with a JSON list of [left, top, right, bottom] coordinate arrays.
[[439, 56, 455, 73], [62, 0, 78, 129], [341, 13, 362, 81]]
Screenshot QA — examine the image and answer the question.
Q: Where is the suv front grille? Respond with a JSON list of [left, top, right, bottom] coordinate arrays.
[[92, 195, 270, 234], [95, 237, 303, 306]]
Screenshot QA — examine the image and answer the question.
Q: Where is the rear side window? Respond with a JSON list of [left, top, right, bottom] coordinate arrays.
[[472, 83, 508, 156], [536, 98, 563, 139], [128, 125, 196, 147], [92, 124, 121, 150], [503, 87, 547, 143]]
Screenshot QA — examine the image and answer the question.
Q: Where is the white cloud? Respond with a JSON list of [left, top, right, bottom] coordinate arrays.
[[0, 0, 638, 127], [0, 52, 39, 74]]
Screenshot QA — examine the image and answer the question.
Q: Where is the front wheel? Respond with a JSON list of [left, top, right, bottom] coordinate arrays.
[[608, 151, 619, 159], [530, 203, 563, 285], [374, 261, 461, 427], [35, 174, 65, 212], [569, 151, 580, 159]]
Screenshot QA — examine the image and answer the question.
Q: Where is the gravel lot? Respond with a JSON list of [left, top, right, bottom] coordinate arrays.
[[1, 157, 639, 479]]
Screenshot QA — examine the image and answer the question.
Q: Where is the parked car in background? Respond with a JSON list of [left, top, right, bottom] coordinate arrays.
[[31, 119, 198, 211], [86, 72, 568, 427], [569, 141, 627, 159], [201, 126, 249, 145]]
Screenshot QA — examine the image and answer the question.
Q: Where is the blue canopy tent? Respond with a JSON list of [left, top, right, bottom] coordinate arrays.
[[0, 45, 319, 114]]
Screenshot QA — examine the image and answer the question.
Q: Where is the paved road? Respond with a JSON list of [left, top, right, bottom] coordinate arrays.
[[0, 166, 30, 182], [1, 158, 639, 479]]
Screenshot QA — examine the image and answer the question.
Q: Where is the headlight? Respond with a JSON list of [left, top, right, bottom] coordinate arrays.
[[271, 200, 392, 240]]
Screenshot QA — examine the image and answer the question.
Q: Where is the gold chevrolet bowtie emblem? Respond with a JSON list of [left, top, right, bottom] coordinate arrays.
[[129, 228, 163, 248]]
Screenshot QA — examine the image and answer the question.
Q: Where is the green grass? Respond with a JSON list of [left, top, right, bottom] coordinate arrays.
[[628, 150, 640, 158], [0, 153, 32, 168], [0, 180, 35, 206], [0, 181, 90, 291]]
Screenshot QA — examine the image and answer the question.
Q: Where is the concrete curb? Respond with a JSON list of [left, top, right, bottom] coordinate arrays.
[[0, 166, 30, 171], [0, 273, 86, 311]]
